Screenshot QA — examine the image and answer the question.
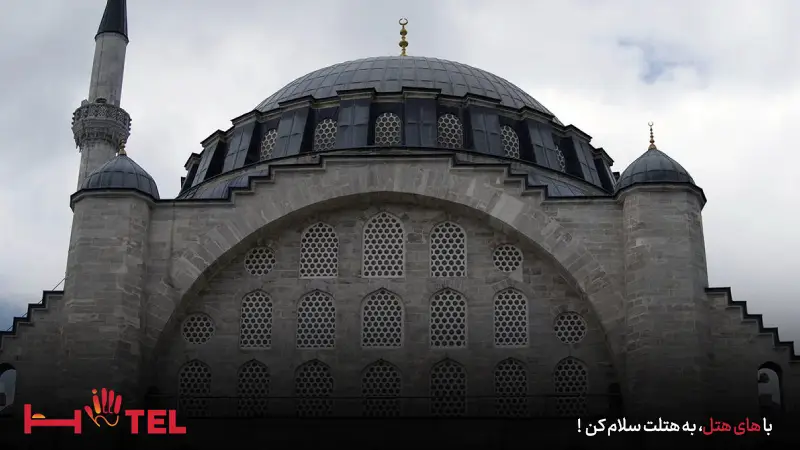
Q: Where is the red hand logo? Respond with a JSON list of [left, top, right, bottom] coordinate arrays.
[[84, 388, 122, 427]]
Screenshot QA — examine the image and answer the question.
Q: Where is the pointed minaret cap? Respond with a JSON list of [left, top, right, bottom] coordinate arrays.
[[96, 0, 128, 41]]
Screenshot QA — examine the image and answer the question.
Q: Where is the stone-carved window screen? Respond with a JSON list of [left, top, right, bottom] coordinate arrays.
[[182, 313, 215, 345], [362, 212, 405, 278], [501, 125, 520, 158], [313, 118, 337, 152], [244, 246, 276, 276], [429, 221, 467, 278], [495, 359, 528, 417], [237, 360, 270, 417], [240, 291, 273, 349], [299, 222, 339, 278], [178, 360, 211, 418], [296, 291, 336, 349], [295, 360, 334, 417], [361, 360, 402, 417], [361, 289, 404, 348], [492, 244, 523, 273], [437, 113, 463, 149], [430, 360, 467, 417], [554, 312, 588, 345], [555, 146, 566, 171], [554, 357, 588, 417], [260, 129, 278, 160], [430, 289, 467, 348], [374, 112, 402, 146], [494, 289, 529, 347]]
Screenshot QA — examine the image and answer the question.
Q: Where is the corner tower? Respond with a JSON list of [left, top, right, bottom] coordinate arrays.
[[72, 0, 131, 189], [616, 124, 711, 421]]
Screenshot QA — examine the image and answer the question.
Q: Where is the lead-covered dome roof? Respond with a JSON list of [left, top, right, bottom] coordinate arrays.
[[615, 147, 694, 192], [255, 56, 561, 123], [82, 154, 160, 199]]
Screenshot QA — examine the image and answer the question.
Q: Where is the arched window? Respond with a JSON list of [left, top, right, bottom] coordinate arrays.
[[555, 145, 566, 171], [494, 359, 528, 417], [313, 118, 337, 152], [362, 360, 402, 416], [430, 289, 467, 348], [237, 360, 270, 417], [178, 360, 211, 418], [493, 289, 528, 347], [430, 359, 467, 416], [299, 222, 339, 278], [361, 289, 404, 348], [0, 363, 16, 412], [260, 129, 278, 160], [295, 360, 334, 417], [429, 221, 467, 277], [437, 114, 463, 149], [240, 290, 273, 349], [296, 291, 336, 349], [362, 212, 405, 278], [758, 362, 783, 416], [374, 113, 402, 146], [554, 357, 587, 417], [500, 126, 520, 158]]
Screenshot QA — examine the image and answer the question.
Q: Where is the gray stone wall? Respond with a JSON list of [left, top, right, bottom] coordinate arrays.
[[151, 202, 615, 416]]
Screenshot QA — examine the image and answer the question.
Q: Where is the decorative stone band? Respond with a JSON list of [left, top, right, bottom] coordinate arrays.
[[71, 102, 131, 150]]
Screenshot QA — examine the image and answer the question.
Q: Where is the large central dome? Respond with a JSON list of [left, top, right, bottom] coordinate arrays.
[[255, 56, 560, 122]]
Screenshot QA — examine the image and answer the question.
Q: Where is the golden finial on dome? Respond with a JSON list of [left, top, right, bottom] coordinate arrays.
[[118, 140, 127, 156], [648, 121, 657, 150], [399, 18, 409, 56]]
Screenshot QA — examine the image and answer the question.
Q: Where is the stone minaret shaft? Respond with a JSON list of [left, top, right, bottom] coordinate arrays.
[[72, 0, 131, 189]]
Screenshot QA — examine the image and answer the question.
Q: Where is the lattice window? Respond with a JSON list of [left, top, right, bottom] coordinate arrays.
[[429, 221, 467, 277], [295, 360, 334, 417], [299, 222, 339, 278], [437, 113, 463, 149], [375, 112, 402, 146], [554, 357, 588, 417], [494, 289, 528, 347], [178, 360, 211, 418], [313, 118, 337, 152], [240, 291, 273, 349], [362, 212, 405, 278], [430, 360, 467, 416], [361, 289, 404, 348], [182, 313, 215, 345], [555, 146, 566, 171], [237, 360, 270, 417], [554, 312, 588, 345], [492, 244, 523, 273], [362, 361, 402, 417], [260, 129, 278, 160], [495, 359, 528, 417], [501, 125, 520, 158], [430, 289, 467, 348], [244, 246, 276, 276], [296, 291, 336, 349]]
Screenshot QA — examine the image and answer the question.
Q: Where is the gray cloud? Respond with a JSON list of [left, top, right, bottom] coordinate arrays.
[[0, 0, 798, 342]]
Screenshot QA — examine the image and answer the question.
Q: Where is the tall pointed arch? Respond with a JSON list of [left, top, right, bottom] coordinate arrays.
[[361, 289, 404, 348], [429, 221, 467, 277], [299, 222, 339, 278], [430, 359, 467, 416], [178, 359, 211, 418], [295, 360, 334, 417], [362, 212, 405, 278], [361, 360, 402, 416]]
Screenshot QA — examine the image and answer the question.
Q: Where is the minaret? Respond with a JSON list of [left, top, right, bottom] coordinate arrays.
[[72, 0, 131, 189]]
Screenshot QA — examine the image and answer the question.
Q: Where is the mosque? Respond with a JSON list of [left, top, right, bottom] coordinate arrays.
[[0, 0, 796, 448]]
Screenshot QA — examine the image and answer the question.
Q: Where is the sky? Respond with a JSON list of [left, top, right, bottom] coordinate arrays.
[[0, 0, 798, 349]]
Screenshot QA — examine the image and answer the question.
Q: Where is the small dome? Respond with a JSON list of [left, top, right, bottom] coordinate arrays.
[[615, 147, 695, 193], [82, 154, 160, 199]]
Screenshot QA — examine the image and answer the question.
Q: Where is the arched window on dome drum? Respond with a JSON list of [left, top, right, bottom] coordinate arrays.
[[0, 363, 16, 413], [374, 113, 402, 146], [260, 129, 278, 160], [437, 114, 463, 149], [758, 362, 783, 416], [313, 118, 337, 152], [500, 126, 520, 158]]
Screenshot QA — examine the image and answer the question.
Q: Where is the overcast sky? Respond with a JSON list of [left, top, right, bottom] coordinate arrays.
[[0, 1, 798, 342]]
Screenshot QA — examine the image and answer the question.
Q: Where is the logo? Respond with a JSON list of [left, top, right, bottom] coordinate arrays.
[[24, 387, 186, 435]]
